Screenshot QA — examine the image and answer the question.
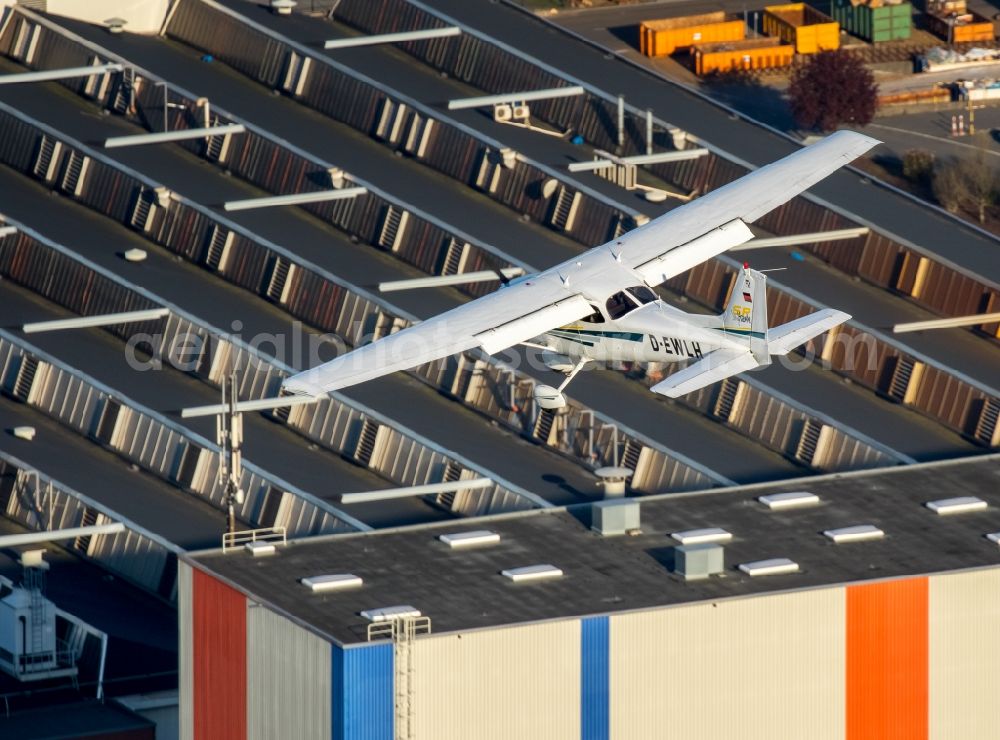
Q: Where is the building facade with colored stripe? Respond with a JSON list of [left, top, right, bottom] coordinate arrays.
[[179, 456, 1000, 740]]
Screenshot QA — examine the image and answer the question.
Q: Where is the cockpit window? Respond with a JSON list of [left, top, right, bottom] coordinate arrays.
[[605, 291, 639, 320], [627, 286, 658, 305], [580, 305, 605, 324]]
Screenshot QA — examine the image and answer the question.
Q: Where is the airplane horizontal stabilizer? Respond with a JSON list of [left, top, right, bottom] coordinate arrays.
[[767, 309, 850, 356], [649, 349, 759, 398]]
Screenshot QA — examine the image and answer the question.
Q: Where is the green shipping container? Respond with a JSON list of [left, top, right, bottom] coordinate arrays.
[[833, 0, 913, 42]]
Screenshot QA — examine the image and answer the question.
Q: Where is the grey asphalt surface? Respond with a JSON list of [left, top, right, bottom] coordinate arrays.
[[3, 10, 982, 490], [43, 14, 970, 463], [0, 45, 808, 482], [0, 166, 602, 509], [154, 7, 985, 454], [416, 0, 1000, 290], [734, 243, 1000, 395], [213, 0, 1000, 395], [0, 395, 222, 550], [0, 279, 430, 523]]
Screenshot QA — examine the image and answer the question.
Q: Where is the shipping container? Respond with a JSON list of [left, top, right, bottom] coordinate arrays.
[[639, 12, 746, 56], [921, 0, 966, 13], [924, 10, 994, 43], [693, 37, 795, 75], [833, 0, 913, 42], [764, 3, 841, 52]]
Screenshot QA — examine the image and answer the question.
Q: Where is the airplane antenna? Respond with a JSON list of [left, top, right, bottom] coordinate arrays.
[[758, 267, 788, 273]]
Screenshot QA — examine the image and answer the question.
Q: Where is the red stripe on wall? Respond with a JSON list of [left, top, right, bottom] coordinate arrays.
[[847, 577, 928, 740], [193, 568, 246, 740]]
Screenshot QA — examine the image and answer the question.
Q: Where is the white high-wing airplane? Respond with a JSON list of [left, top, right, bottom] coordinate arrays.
[[282, 131, 878, 408]]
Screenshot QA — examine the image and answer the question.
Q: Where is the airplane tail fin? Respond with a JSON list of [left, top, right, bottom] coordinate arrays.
[[721, 263, 769, 365], [651, 269, 850, 398]]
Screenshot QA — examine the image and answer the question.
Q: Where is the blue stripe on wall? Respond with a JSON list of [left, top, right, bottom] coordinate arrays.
[[332, 643, 394, 740], [581, 616, 610, 740]]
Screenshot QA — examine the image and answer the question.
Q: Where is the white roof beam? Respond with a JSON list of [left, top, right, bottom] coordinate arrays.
[[181, 394, 317, 418], [22, 308, 169, 334], [104, 124, 246, 149], [340, 479, 493, 504], [448, 85, 584, 110], [619, 149, 709, 165], [894, 312, 1000, 333], [223, 187, 367, 212], [568, 149, 709, 172], [0, 523, 125, 547], [378, 267, 524, 292], [324, 27, 461, 50], [0, 63, 122, 85]]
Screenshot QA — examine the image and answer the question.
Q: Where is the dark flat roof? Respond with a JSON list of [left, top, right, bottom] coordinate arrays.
[[190, 454, 1000, 645], [0, 699, 154, 739]]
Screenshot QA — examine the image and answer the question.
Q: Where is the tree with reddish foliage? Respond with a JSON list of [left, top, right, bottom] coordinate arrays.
[[788, 51, 877, 132]]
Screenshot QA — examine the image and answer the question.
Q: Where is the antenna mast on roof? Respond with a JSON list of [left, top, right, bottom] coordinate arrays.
[[216, 371, 244, 535]]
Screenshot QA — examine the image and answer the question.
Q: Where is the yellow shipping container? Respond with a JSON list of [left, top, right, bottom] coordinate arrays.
[[693, 37, 795, 75], [763, 3, 840, 53], [639, 13, 746, 56]]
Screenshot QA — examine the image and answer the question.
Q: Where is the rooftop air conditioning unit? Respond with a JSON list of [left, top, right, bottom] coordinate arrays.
[[674, 543, 724, 581], [493, 104, 513, 122], [592, 499, 640, 536], [512, 104, 530, 121]]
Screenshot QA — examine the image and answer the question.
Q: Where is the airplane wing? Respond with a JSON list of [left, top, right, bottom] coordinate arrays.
[[649, 348, 759, 398], [283, 131, 878, 396]]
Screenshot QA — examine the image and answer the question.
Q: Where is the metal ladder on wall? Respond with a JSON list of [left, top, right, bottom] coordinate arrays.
[[25, 566, 46, 658], [365, 615, 432, 740]]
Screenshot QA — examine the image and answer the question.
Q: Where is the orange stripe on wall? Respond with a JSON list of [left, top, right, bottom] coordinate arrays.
[[193, 568, 247, 740], [847, 577, 928, 740]]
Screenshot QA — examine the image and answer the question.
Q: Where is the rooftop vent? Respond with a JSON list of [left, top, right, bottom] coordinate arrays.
[[245, 541, 276, 557], [671, 527, 732, 545], [758, 491, 820, 510], [674, 543, 724, 580], [925, 496, 987, 515], [739, 558, 799, 577], [501, 564, 563, 582], [439, 530, 500, 549], [592, 499, 640, 536], [19, 549, 47, 570], [270, 0, 297, 15], [595, 466, 633, 499], [823, 525, 885, 544], [301, 574, 363, 593], [361, 605, 421, 623], [987, 533, 1000, 545]]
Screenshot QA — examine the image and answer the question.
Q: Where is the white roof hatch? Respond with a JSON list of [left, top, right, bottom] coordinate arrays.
[[758, 491, 820, 510], [501, 564, 563, 582], [300, 574, 363, 593], [439, 530, 500, 548], [739, 558, 799, 576]]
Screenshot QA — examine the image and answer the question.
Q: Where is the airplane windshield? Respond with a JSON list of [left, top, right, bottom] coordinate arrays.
[[605, 291, 639, 320], [580, 305, 605, 324], [627, 286, 658, 305]]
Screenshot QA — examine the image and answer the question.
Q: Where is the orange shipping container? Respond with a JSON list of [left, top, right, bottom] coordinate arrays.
[[924, 10, 994, 43], [693, 37, 795, 75], [640, 13, 746, 56], [763, 3, 841, 53]]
